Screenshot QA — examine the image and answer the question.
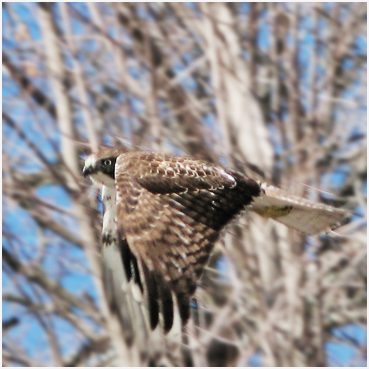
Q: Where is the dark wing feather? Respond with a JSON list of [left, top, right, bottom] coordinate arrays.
[[141, 262, 160, 330], [157, 276, 174, 332], [119, 237, 143, 293], [114, 151, 260, 330]]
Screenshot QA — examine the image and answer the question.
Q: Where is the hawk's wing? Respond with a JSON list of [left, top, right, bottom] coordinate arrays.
[[251, 184, 350, 235], [114, 152, 260, 332]]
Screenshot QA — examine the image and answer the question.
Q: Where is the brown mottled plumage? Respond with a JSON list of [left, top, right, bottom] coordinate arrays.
[[83, 148, 349, 333]]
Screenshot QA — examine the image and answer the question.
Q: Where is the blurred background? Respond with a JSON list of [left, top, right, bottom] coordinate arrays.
[[2, 3, 366, 366]]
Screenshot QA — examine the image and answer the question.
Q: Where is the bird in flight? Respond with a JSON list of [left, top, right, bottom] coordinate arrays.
[[83, 147, 349, 333]]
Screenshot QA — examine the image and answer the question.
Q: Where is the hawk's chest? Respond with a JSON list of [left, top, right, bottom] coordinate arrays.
[[90, 172, 116, 188], [101, 186, 118, 245]]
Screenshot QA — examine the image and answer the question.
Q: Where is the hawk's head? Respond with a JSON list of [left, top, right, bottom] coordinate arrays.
[[83, 148, 125, 187]]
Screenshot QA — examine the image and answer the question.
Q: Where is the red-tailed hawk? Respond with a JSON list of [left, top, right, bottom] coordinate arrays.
[[83, 147, 349, 333]]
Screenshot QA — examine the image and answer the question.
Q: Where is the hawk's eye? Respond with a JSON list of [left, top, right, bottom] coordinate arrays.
[[100, 158, 115, 178]]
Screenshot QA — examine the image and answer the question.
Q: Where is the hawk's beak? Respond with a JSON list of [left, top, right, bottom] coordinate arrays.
[[83, 154, 98, 177], [83, 165, 94, 177]]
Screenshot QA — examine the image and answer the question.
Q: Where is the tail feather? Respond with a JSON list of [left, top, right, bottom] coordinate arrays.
[[251, 184, 350, 235]]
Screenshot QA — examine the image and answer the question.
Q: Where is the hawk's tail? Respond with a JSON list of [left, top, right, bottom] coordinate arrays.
[[250, 184, 350, 235]]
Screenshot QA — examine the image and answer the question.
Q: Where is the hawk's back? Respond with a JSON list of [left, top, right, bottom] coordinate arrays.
[[114, 151, 261, 330]]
